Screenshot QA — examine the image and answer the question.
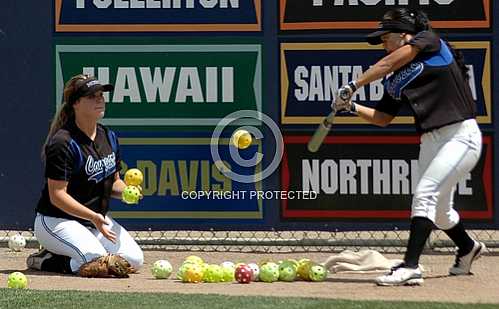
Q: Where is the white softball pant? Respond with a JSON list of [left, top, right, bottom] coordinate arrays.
[[34, 213, 144, 273], [411, 119, 482, 230]]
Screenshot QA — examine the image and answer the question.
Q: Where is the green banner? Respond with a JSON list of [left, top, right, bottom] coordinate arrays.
[[55, 43, 262, 126]]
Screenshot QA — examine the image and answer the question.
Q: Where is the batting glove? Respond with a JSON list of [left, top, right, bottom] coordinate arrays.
[[338, 81, 357, 101], [332, 81, 358, 114]]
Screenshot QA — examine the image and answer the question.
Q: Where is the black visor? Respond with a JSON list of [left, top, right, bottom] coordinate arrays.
[[69, 76, 114, 104], [366, 20, 418, 45]]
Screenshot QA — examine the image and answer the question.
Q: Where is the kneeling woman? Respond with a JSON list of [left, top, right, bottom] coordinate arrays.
[[27, 74, 143, 277]]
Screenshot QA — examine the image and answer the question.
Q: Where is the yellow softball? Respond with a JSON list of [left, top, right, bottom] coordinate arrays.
[[124, 168, 143, 186], [231, 129, 252, 149]]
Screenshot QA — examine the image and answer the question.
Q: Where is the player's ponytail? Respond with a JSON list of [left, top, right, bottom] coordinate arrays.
[[412, 10, 432, 33], [41, 74, 86, 160], [444, 41, 470, 81], [410, 10, 469, 80]]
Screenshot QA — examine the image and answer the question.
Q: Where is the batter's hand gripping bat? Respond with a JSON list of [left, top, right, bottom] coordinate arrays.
[[307, 85, 354, 152]]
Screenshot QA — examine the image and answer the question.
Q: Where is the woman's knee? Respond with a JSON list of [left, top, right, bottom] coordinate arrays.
[[413, 175, 440, 203], [411, 190, 438, 219], [434, 219, 455, 231], [82, 246, 107, 260], [434, 210, 460, 230]]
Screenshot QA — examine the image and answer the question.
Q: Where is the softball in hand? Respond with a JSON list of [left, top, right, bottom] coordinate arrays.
[[122, 185, 141, 204], [124, 168, 143, 186]]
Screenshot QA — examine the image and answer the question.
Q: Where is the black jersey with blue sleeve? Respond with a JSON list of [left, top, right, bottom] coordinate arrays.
[[375, 31, 476, 132], [36, 121, 121, 225]]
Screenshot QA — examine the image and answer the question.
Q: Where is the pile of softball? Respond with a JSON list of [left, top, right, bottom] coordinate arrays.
[[150, 255, 328, 283]]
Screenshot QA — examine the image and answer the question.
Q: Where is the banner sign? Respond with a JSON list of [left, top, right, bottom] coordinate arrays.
[[110, 137, 264, 220], [281, 135, 493, 221], [55, 0, 261, 31], [280, 0, 490, 30], [281, 42, 491, 125], [56, 42, 262, 126]]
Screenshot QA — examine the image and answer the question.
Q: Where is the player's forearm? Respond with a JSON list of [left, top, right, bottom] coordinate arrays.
[[49, 190, 98, 221], [355, 45, 418, 88], [353, 103, 393, 127], [111, 178, 127, 199], [354, 103, 380, 125], [355, 60, 393, 88]]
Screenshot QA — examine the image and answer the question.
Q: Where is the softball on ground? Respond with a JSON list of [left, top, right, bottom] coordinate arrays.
[[151, 260, 173, 279], [297, 259, 314, 281], [203, 264, 224, 283], [309, 264, 328, 282], [8, 234, 26, 252], [279, 262, 297, 282], [124, 168, 143, 186], [220, 264, 235, 282], [176, 263, 190, 280], [231, 129, 252, 149], [259, 262, 279, 283], [247, 263, 260, 281], [234, 264, 253, 284], [122, 185, 141, 204], [182, 263, 204, 283], [7, 272, 27, 289]]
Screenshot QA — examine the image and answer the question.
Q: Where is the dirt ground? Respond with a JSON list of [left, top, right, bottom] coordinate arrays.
[[1, 248, 498, 304]]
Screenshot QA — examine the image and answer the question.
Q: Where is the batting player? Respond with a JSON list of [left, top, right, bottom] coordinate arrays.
[[27, 74, 143, 277], [334, 8, 485, 286]]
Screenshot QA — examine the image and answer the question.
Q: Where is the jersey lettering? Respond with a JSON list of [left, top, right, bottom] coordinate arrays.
[[85, 153, 117, 182], [385, 62, 424, 100]]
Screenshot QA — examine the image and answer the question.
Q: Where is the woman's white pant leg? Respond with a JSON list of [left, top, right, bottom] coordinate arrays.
[[411, 120, 482, 230], [34, 214, 107, 272]]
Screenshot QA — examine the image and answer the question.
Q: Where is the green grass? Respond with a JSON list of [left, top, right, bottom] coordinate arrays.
[[0, 289, 496, 309]]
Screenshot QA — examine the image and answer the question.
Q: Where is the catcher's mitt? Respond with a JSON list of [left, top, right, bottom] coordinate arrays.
[[105, 254, 133, 278], [79, 254, 133, 278]]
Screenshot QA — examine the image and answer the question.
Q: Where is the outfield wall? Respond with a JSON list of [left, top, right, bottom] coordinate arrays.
[[0, 0, 497, 230]]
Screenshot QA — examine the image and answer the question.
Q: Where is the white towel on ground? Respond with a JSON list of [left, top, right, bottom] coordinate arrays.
[[323, 250, 407, 273]]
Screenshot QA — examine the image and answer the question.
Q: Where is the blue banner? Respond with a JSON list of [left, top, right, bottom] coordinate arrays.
[[280, 41, 491, 125], [56, 0, 261, 31], [110, 137, 264, 221]]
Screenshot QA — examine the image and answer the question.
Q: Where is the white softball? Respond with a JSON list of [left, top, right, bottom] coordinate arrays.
[[151, 260, 173, 279], [8, 235, 26, 252], [247, 262, 260, 281]]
